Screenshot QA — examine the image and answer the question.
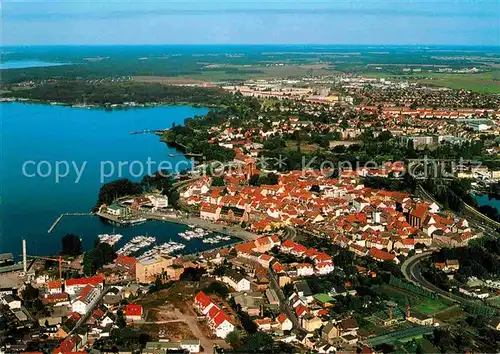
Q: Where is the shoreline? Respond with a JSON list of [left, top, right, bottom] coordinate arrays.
[[0, 97, 219, 110], [95, 211, 258, 242]]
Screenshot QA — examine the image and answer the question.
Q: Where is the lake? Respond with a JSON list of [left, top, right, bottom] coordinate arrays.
[[474, 194, 500, 212], [0, 60, 70, 69], [0, 102, 239, 257]]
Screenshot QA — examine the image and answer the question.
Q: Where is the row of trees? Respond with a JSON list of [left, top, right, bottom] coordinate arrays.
[[9, 80, 234, 106]]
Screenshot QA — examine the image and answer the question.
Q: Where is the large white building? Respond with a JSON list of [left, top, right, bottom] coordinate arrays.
[[71, 285, 101, 315], [65, 275, 104, 296], [147, 194, 169, 209]]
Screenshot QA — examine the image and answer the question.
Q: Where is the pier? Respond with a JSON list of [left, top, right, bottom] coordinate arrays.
[[47, 213, 95, 233]]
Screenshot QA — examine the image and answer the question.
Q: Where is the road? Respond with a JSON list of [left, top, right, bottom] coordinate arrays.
[[267, 268, 307, 335], [68, 286, 110, 336], [402, 253, 498, 313], [401, 252, 462, 303]]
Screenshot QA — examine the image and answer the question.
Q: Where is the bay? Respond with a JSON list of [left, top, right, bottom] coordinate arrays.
[[0, 102, 238, 258]]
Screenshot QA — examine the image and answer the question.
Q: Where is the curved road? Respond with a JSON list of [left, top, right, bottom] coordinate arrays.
[[402, 253, 498, 313], [402, 252, 462, 303]]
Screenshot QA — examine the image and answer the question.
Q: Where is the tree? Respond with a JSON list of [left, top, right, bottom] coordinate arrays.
[[237, 332, 274, 352], [61, 234, 82, 256], [378, 130, 393, 143], [310, 184, 320, 193], [21, 284, 39, 302], [116, 309, 126, 329], [203, 282, 230, 299], [225, 330, 243, 348], [82, 239, 117, 275], [249, 174, 261, 187], [95, 178, 142, 209], [211, 176, 225, 187], [179, 267, 206, 281], [259, 172, 279, 185]]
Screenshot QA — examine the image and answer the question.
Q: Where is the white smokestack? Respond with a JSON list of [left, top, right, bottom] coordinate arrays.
[[22, 239, 27, 273]]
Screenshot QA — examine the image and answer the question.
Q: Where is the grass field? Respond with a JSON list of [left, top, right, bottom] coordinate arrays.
[[378, 285, 451, 315], [133, 64, 337, 83], [414, 299, 449, 314], [364, 70, 500, 94]]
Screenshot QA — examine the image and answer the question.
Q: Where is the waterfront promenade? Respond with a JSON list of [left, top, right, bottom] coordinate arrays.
[[95, 210, 258, 241]]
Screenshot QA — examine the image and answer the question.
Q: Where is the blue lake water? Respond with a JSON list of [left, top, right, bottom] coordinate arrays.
[[0, 60, 70, 69], [474, 194, 500, 212], [0, 103, 238, 257]]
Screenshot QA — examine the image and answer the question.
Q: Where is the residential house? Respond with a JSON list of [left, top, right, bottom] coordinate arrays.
[[273, 314, 291, 332], [302, 314, 322, 332], [223, 270, 251, 292], [124, 304, 143, 322]]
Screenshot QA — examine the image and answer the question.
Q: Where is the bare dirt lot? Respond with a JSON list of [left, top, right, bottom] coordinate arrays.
[[136, 281, 228, 350]]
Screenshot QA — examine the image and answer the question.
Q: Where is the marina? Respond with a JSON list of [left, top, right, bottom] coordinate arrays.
[[137, 241, 186, 260], [113, 224, 236, 259], [97, 233, 123, 246], [116, 235, 156, 256]]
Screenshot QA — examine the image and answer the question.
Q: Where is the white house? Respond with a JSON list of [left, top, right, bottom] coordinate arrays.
[[180, 340, 201, 354], [296, 263, 315, 277], [147, 194, 169, 209], [71, 285, 101, 315], [107, 204, 124, 216], [277, 313, 293, 331], [223, 270, 251, 292], [316, 262, 335, 275], [211, 311, 235, 339]]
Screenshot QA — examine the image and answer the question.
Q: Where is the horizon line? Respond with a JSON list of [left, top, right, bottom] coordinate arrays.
[[3, 43, 500, 48]]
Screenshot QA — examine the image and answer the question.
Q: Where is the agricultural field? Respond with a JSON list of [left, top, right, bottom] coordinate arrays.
[[364, 70, 500, 94]]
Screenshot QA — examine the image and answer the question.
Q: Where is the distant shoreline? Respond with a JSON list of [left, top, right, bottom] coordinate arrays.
[[0, 97, 215, 110]]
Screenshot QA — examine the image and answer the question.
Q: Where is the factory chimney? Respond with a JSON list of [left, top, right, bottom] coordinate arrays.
[[22, 239, 27, 273]]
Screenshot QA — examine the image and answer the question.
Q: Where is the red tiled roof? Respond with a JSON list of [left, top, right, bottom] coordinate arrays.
[[47, 281, 62, 289], [194, 291, 212, 310], [65, 275, 103, 287], [125, 304, 143, 317], [212, 310, 232, 328], [277, 313, 289, 324], [115, 254, 137, 268], [368, 247, 396, 261]]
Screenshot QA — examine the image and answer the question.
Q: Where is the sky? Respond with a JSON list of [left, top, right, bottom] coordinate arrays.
[[2, 0, 499, 46]]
